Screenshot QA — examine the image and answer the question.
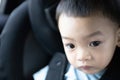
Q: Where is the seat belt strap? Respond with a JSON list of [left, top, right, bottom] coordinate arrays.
[[45, 52, 68, 80]]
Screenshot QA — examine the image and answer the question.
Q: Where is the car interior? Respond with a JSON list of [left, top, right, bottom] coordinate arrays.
[[0, 0, 24, 33], [0, 0, 65, 80], [1, 0, 120, 80]]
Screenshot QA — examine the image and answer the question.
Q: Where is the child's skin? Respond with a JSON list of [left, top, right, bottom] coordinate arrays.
[[58, 13, 120, 74]]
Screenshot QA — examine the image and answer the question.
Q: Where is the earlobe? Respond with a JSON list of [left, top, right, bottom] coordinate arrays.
[[116, 28, 120, 47], [117, 40, 120, 47]]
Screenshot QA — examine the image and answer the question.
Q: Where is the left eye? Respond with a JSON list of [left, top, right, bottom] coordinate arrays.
[[89, 41, 101, 47]]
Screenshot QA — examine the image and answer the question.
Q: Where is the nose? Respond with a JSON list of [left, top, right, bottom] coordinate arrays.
[[76, 49, 92, 61]]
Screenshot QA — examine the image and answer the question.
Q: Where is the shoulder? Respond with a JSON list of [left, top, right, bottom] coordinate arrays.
[[33, 66, 49, 80]]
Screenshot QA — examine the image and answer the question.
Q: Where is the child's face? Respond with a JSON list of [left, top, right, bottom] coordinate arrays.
[[58, 14, 120, 74]]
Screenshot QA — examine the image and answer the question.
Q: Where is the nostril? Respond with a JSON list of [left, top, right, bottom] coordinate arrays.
[[77, 53, 92, 61]]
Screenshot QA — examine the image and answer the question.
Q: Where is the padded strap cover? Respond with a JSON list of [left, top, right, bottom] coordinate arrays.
[[46, 53, 68, 80]]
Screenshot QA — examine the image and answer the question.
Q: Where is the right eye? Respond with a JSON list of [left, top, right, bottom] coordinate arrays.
[[65, 43, 75, 49]]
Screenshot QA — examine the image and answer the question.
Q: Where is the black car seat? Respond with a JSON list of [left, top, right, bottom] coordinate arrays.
[[0, 0, 26, 34], [0, 1, 27, 54], [0, 14, 8, 33], [0, 0, 64, 80], [0, 1, 29, 80]]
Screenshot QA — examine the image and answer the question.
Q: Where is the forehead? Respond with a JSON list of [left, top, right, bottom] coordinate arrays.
[[58, 14, 117, 27], [58, 14, 118, 31], [58, 14, 118, 37]]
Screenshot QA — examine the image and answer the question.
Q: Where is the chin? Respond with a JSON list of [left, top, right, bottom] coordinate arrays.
[[80, 69, 100, 74], [83, 71, 97, 74]]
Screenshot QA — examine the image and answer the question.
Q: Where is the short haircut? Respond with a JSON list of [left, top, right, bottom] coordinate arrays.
[[56, 0, 120, 24]]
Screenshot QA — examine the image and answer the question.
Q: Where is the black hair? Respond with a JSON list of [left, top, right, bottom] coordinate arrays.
[[56, 0, 120, 24]]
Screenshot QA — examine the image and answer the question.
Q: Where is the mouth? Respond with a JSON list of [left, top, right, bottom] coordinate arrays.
[[79, 66, 93, 71]]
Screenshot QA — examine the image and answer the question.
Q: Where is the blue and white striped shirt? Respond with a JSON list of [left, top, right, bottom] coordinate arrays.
[[33, 64, 105, 80]]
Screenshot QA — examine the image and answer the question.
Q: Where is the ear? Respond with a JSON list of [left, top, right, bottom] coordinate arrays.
[[116, 28, 120, 47]]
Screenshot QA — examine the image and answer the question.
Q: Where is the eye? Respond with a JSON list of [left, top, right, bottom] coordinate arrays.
[[65, 43, 75, 49], [89, 41, 101, 47]]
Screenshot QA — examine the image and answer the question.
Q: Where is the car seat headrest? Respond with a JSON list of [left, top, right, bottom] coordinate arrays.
[[0, 1, 29, 79], [28, 0, 64, 55]]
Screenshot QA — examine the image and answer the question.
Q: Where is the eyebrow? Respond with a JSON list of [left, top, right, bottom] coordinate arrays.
[[62, 36, 74, 40], [86, 31, 103, 38], [62, 31, 103, 40]]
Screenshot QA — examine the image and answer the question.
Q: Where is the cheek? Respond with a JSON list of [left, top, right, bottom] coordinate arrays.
[[94, 53, 114, 69], [101, 38, 116, 62], [93, 43, 115, 68], [65, 52, 77, 66]]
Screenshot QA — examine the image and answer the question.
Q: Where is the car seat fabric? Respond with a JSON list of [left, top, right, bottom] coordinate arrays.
[[28, 0, 64, 56], [0, 1, 52, 80], [0, 0, 65, 80], [23, 30, 52, 80], [0, 1, 29, 80], [0, 14, 8, 33], [27, 0, 65, 79]]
